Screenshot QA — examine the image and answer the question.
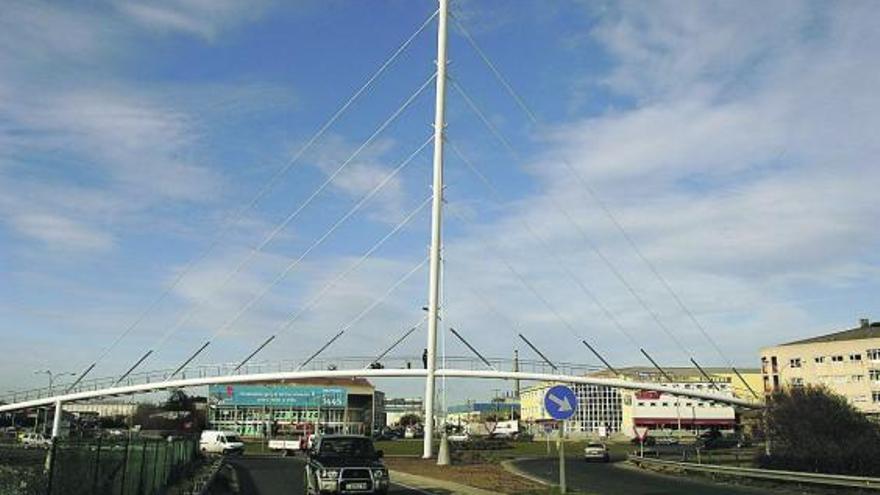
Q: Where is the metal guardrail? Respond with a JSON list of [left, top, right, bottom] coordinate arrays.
[[630, 457, 880, 491], [1, 355, 602, 403], [190, 458, 225, 495]]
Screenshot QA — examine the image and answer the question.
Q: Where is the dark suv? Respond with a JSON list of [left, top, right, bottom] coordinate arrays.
[[305, 435, 389, 495]]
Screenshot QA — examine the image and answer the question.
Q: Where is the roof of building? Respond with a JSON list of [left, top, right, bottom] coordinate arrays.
[[780, 320, 880, 346], [247, 377, 374, 389]]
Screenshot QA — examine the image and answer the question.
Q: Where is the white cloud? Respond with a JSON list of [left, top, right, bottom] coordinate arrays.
[[9, 213, 115, 252], [306, 136, 412, 221], [115, 0, 274, 40]]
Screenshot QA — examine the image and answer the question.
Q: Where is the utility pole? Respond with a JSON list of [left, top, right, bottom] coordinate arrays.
[[513, 350, 520, 399], [423, 0, 449, 460]]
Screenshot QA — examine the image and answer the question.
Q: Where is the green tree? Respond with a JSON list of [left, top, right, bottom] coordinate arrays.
[[397, 413, 422, 427], [761, 386, 880, 476]]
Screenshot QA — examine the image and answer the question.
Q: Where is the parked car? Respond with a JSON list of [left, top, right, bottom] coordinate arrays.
[[20, 433, 51, 449], [305, 435, 389, 495], [655, 436, 680, 446], [583, 442, 610, 462], [699, 434, 748, 450], [630, 436, 656, 446], [447, 432, 470, 442], [199, 430, 245, 455], [268, 437, 303, 456]]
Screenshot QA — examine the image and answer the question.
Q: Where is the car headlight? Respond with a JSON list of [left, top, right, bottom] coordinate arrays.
[[319, 469, 340, 479], [372, 469, 388, 479]]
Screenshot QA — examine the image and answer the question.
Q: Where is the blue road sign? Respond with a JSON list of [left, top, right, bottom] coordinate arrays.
[[544, 385, 577, 420]]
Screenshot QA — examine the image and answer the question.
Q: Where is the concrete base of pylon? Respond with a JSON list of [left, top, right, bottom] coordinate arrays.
[[437, 432, 450, 466]]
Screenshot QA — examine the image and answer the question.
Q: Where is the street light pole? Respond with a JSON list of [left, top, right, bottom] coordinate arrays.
[[423, 0, 449, 460], [34, 370, 74, 435]]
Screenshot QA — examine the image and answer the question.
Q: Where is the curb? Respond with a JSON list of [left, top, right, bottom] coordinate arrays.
[[389, 469, 502, 495], [499, 458, 554, 487]]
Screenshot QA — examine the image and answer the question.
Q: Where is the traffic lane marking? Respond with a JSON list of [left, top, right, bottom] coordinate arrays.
[[391, 481, 443, 495]]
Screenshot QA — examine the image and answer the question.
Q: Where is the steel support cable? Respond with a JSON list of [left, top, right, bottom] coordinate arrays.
[[195, 135, 434, 353], [454, 18, 746, 389], [365, 315, 428, 369], [275, 195, 432, 338], [445, 207, 586, 343], [450, 78, 693, 360], [72, 11, 440, 390], [290, 256, 430, 370], [448, 138, 641, 351], [153, 76, 436, 354]]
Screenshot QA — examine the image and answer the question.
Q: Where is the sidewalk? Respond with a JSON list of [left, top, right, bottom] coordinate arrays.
[[390, 469, 503, 495]]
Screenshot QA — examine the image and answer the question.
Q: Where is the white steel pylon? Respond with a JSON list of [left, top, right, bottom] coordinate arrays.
[[423, 0, 449, 459]]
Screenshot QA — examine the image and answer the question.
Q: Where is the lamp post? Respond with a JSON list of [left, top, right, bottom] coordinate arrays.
[[34, 370, 76, 397], [33, 370, 74, 436]]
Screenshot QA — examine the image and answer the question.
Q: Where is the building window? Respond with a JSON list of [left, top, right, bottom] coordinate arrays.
[[870, 370, 880, 382], [790, 358, 802, 368], [662, 402, 668, 407], [832, 355, 844, 363], [814, 356, 825, 364], [851, 354, 862, 362], [873, 392, 880, 403], [853, 375, 864, 382], [637, 402, 644, 407], [791, 378, 804, 387], [867, 349, 880, 361]]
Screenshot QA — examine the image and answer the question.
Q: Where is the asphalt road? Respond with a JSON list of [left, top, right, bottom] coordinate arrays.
[[514, 457, 779, 495], [227, 457, 432, 495]]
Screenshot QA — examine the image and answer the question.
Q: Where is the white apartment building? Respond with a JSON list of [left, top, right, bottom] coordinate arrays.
[[760, 318, 880, 415]]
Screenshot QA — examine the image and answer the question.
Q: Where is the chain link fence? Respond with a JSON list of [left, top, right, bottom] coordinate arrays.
[[1, 436, 198, 495]]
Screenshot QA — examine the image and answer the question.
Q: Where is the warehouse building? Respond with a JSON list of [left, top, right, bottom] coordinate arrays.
[[520, 366, 758, 438]]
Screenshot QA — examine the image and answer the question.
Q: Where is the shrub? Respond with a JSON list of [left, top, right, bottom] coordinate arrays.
[[759, 386, 880, 476]]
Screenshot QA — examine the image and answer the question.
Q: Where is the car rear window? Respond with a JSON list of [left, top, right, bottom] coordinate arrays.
[[319, 437, 375, 457]]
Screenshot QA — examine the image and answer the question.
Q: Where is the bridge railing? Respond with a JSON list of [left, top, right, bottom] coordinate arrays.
[[1, 355, 602, 403]]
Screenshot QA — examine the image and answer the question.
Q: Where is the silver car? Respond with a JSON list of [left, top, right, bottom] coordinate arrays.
[[583, 442, 610, 462]]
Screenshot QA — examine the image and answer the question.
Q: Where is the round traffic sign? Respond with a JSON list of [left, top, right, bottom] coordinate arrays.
[[544, 385, 577, 421]]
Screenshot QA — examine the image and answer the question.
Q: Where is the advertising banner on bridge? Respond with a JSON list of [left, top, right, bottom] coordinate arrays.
[[208, 384, 347, 408]]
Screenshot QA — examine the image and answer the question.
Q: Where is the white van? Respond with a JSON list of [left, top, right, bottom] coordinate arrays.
[[199, 430, 245, 455]]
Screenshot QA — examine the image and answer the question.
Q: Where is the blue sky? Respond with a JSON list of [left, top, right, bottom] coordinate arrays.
[[1, 0, 879, 401]]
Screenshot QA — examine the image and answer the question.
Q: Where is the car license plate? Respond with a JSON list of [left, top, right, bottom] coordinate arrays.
[[346, 482, 368, 490]]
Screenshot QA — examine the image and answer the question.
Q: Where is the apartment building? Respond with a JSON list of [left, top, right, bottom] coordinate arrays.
[[760, 318, 880, 415]]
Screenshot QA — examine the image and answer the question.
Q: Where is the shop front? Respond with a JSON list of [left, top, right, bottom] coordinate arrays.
[[207, 380, 376, 438]]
